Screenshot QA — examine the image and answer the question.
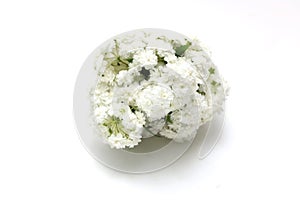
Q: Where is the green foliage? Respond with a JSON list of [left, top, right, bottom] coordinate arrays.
[[175, 41, 191, 57], [165, 112, 173, 124], [209, 67, 215, 74]]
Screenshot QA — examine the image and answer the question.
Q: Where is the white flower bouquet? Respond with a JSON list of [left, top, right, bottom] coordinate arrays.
[[91, 30, 228, 149]]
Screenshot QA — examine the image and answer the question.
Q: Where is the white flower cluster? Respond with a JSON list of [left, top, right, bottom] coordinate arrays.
[[92, 32, 228, 149]]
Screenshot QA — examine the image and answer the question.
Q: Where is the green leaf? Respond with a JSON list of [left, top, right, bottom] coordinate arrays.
[[111, 57, 129, 74], [129, 105, 138, 113], [211, 80, 220, 87], [197, 90, 206, 95], [125, 57, 133, 63], [211, 80, 217, 86], [208, 67, 215, 74], [112, 63, 128, 74], [166, 113, 173, 124], [175, 41, 191, 57], [156, 53, 167, 65]]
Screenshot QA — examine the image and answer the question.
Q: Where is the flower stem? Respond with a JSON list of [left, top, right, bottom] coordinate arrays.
[[143, 126, 162, 137]]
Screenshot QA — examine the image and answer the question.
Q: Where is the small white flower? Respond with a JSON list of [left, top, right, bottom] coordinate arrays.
[[132, 49, 158, 69], [99, 68, 115, 85], [135, 84, 174, 121]]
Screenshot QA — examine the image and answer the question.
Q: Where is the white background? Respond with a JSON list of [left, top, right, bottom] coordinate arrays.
[[1, 0, 300, 199]]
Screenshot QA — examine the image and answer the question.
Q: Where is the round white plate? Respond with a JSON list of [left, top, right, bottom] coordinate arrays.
[[73, 29, 224, 173]]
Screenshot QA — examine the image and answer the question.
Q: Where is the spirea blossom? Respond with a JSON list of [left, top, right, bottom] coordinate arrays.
[[91, 31, 228, 149]]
